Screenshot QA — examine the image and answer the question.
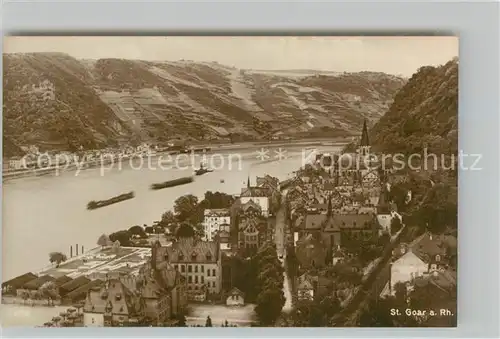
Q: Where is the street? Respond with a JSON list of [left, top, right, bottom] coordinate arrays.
[[275, 190, 293, 312]]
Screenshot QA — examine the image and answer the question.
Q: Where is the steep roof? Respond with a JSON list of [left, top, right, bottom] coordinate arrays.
[[23, 275, 55, 290], [204, 208, 230, 217], [60, 276, 91, 295], [240, 186, 270, 198], [53, 275, 73, 287], [2, 272, 38, 289], [410, 232, 456, 262], [65, 279, 104, 301], [162, 238, 219, 264], [83, 279, 136, 316], [331, 214, 375, 230], [301, 213, 328, 231], [228, 287, 245, 298]]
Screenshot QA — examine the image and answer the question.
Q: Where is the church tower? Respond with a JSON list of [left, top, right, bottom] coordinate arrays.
[[358, 119, 371, 157]]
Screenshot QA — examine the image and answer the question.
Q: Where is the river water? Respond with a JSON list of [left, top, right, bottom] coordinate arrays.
[[2, 142, 342, 281]]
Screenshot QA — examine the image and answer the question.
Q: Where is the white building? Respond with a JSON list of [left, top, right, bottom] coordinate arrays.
[[387, 250, 428, 296], [226, 287, 245, 306], [203, 209, 230, 241]]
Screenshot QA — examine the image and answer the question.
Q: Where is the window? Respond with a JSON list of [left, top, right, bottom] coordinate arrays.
[[195, 276, 198, 284], [195, 265, 198, 273], [207, 270, 211, 277], [188, 276, 192, 283], [188, 265, 192, 273], [201, 276, 204, 284], [201, 266, 204, 273], [212, 281, 216, 287], [212, 269, 216, 276], [181, 265, 185, 273], [174, 265, 178, 271], [436, 255, 441, 262]]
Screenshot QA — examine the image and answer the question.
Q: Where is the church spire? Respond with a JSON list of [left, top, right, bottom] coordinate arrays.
[[360, 119, 370, 147], [247, 176, 250, 188]]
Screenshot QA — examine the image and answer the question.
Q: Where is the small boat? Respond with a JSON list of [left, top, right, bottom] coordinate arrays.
[[195, 163, 214, 176], [220, 179, 225, 183]]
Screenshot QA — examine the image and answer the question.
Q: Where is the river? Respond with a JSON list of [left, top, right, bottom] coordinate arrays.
[[2, 142, 343, 281]]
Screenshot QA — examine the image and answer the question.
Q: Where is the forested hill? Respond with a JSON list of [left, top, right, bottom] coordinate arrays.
[[3, 52, 406, 157], [370, 57, 458, 155]]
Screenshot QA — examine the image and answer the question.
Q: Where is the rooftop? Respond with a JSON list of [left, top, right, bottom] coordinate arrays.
[[38, 246, 154, 281]]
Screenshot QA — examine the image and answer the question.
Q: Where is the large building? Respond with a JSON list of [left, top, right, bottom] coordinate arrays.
[[83, 279, 140, 327], [240, 177, 271, 217], [158, 238, 222, 297], [83, 242, 187, 327], [203, 208, 230, 241]]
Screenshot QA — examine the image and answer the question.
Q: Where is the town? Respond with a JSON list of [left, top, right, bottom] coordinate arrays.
[[1, 121, 457, 327]]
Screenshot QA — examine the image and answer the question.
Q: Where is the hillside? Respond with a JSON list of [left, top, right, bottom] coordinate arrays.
[[371, 58, 458, 155], [3, 53, 406, 156]]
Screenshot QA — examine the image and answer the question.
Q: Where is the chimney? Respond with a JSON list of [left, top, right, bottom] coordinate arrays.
[[70, 246, 73, 258], [76, 244, 79, 256]]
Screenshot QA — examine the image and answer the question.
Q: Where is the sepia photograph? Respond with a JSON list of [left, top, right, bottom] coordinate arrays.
[[2, 36, 458, 328]]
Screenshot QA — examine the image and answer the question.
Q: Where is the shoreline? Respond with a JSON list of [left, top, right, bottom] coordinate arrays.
[[2, 138, 349, 182]]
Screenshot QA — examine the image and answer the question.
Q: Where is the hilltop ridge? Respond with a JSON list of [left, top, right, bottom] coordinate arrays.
[[3, 52, 406, 156]]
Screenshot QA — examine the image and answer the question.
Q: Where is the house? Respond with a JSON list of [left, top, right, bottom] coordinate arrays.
[[240, 177, 271, 216], [21, 275, 56, 294], [2, 272, 38, 296], [296, 273, 317, 301], [226, 287, 245, 306], [237, 214, 267, 251], [122, 245, 187, 325], [383, 232, 457, 297], [162, 237, 222, 297], [334, 214, 378, 241], [203, 208, 230, 241], [361, 169, 380, 188], [232, 200, 267, 251], [83, 279, 140, 327], [332, 246, 346, 265], [295, 233, 328, 269], [216, 230, 232, 253], [376, 211, 402, 235], [256, 175, 279, 192], [323, 182, 336, 195]]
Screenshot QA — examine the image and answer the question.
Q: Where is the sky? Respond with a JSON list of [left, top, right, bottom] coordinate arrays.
[[4, 36, 458, 77]]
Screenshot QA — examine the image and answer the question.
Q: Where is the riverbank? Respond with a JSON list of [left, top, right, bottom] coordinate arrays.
[[2, 138, 349, 182]]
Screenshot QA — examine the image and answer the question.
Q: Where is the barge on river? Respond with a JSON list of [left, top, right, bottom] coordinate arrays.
[[87, 191, 135, 210], [150, 176, 194, 190]]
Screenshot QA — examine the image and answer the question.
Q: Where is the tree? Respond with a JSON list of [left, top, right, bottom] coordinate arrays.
[[205, 315, 212, 327], [390, 216, 403, 234], [49, 252, 67, 267], [254, 241, 285, 326], [200, 191, 235, 209], [176, 223, 195, 238], [128, 225, 147, 238], [255, 288, 285, 326], [97, 234, 111, 248], [160, 211, 178, 233], [174, 194, 200, 222], [39, 281, 60, 306], [109, 230, 132, 247]]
